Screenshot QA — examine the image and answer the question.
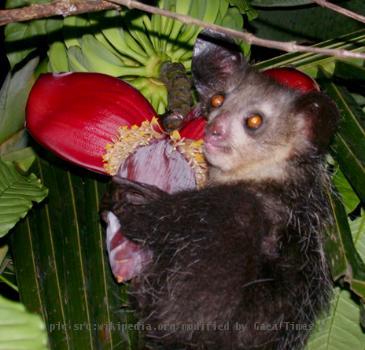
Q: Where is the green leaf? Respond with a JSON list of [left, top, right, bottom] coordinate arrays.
[[334, 61, 365, 82], [307, 288, 365, 349], [325, 186, 365, 297], [221, 7, 244, 30], [5, 0, 50, 9], [352, 210, 365, 262], [0, 57, 38, 145], [11, 157, 138, 349], [0, 130, 28, 156], [319, 78, 365, 202], [2, 147, 37, 172], [0, 295, 48, 350], [250, 0, 365, 43], [227, 0, 258, 20], [308, 200, 365, 347], [352, 93, 365, 107], [255, 29, 365, 78], [0, 159, 48, 237], [332, 134, 365, 205], [332, 169, 360, 214]]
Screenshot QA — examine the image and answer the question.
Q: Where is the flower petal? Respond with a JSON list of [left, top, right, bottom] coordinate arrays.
[[263, 67, 320, 93], [26, 72, 156, 173], [180, 116, 206, 141]]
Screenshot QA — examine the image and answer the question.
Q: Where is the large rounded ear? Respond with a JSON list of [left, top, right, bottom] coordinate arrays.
[[295, 92, 340, 153], [192, 29, 247, 102]]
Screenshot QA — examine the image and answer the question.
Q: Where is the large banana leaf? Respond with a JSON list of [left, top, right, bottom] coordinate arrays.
[[11, 154, 139, 349]]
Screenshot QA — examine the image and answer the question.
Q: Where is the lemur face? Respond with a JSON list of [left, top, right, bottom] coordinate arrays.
[[192, 30, 338, 183]]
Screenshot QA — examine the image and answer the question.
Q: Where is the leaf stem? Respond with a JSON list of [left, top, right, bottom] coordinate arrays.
[[0, 274, 19, 292]]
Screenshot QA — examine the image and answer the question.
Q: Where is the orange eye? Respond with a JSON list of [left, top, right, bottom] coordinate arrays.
[[210, 94, 225, 108], [246, 114, 263, 129]]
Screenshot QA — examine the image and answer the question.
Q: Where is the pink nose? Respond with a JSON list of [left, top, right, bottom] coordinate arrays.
[[205, 117, 228, 139]]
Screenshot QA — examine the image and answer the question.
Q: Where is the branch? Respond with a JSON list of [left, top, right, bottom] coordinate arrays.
[[1, 0, 365, 60], [109, 0, 365, 60], [0, 0, 119, 26], [312, 0, 365, 25]]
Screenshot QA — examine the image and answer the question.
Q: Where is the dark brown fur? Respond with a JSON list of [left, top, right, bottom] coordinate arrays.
[[102, 31, 339, 349]]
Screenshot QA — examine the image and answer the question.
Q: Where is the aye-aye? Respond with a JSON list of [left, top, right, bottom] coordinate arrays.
[[102, 31, 339, 350]]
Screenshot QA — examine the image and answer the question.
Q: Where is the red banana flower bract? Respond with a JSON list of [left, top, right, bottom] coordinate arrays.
[[26, 72, 156, 174], [263, 67, 320, 93]]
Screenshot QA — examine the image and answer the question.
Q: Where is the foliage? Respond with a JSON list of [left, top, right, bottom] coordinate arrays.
[[308, 171, 365, 348], [0, 56, 48, 238], [307, 289, 365, 349], [0, 159, 48, 237], [0, 57, 38, 145], [10, 157, 136, 349], [250, 0, 365, 42], [0, 61, 48, 342], [1, 0, 365, 349], [0, 295, 48, 350]]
